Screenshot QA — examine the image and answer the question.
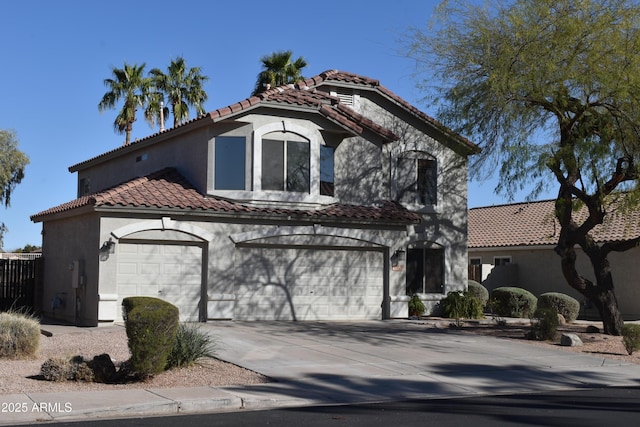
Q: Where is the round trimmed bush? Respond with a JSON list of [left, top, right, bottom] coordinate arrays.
[[491, 287, 538, 318], [467, 280, 489, 307], [122, 297, 179, 378], [537, 292, 580, 322]]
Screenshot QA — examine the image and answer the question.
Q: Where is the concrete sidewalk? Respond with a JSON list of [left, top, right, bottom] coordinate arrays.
[[3, 320, 640, 425]]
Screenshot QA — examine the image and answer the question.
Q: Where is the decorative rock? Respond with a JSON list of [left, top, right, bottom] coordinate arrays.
[[89, 353, 116, 383], [557, 313, 566, 325], [586, 325, 600, 333], [560, 333, 583, 347]]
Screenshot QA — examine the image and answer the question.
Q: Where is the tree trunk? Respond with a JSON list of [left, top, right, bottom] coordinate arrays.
[[559, 246, 624, 335], [588, 287, 624, 335]]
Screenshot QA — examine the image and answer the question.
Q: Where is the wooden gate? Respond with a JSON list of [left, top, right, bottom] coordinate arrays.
[[468, 264, 482, 283], [0, 257, 43, 313]]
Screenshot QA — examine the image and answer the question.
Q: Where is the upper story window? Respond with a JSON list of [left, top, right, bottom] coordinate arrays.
[[212, 123, 336, 203], [78, 177, 91, 197], [397, 152, 438, 206], [262, 132, 310, 193], [320, 145, 335, 196], [214, 136, 246, 190]]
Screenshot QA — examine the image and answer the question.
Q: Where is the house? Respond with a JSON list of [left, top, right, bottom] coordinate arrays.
[[31, 70, 480, 326], [468, 199, 640, 320]]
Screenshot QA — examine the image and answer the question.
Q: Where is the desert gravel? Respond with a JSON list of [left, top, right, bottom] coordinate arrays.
[[0, 325, 269, 395]]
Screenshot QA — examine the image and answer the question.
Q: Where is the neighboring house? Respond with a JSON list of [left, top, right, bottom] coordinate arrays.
[[31, 70, 480, 326], [468, 199, 640, 320]]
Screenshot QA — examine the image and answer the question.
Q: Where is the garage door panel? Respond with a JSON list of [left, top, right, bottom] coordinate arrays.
[[116, 243, 203, 321], [235, 247, 383, 320]]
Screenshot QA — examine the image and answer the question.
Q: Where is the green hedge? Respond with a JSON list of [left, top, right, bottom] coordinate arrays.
[[467, 280, 489, 307], [491, 287, 538, 318], [537, 292, 580, 322], [122, 297, 179, 378]]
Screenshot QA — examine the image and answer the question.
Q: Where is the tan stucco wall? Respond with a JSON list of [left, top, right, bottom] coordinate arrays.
[[40, 213, 101, 325], [470, 246, 640, 320]]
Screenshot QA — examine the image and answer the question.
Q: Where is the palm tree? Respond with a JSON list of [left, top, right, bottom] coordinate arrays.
[[252, 50, 308, 96], [148, 57, 209, 129], [98, 62, 153, 145]]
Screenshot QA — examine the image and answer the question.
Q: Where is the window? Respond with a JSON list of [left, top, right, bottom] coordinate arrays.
[[320, 145, 335, 196], [406, 247, 444, 294], [494, 256, 511, 266], [398, 153, 437, 206], [262, 136, 310, 193], [215, 136, 246, 190], [78, 177, 91, 197], [417, 159, 437, 205]]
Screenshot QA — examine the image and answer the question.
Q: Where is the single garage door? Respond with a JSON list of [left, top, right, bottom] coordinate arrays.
[[116, 242, 203, 321], [234, 247, 384, 320]]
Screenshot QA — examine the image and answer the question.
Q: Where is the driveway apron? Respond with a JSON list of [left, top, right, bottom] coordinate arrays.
[[207, 320, 640, 404]]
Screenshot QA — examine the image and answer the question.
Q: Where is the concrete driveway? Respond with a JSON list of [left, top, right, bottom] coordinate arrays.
[[208, 320, 640, 405]]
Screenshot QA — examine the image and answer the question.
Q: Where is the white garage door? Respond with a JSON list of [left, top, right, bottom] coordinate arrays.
[[116, 243, 203, 321], [234, 247, 384, 320]]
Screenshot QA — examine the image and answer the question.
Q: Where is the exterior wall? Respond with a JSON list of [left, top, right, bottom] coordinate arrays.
[[94, 214, 410, 323], [40, 213, 101, 326], [76, 125, 212, 195], [357, 95, 471, 313], [470, 247, 640, 320], [335, 136, 385, 205]]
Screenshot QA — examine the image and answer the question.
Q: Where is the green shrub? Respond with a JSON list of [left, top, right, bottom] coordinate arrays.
[[0, 311, 41, 359], [490, 287, 538, 318], [122, 297, 179, 378], [467, 280, 489, 307], [529, 308, 559, 341], [537, 292, 580, 322], [166, 322, 217, 369], [408, 294, 426, 317], [621, 324, 640, 355], [442, 291, 484, 321]]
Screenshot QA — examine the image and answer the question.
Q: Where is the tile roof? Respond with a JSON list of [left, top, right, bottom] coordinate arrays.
[[69, 70, 479, 172], [468, 198, 640, 248], [31, 168, 422, 225]]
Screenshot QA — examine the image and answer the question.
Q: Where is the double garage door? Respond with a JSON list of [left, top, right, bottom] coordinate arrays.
[[116, 242, 204, 321], [116, 242, 384, 321], [234, 247, 384, 320]]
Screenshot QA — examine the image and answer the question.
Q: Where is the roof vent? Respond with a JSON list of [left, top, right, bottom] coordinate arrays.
[[336, 89, 354, 106]]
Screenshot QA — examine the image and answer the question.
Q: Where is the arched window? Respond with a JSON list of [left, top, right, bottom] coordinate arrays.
[[262, 131, 310, 193]]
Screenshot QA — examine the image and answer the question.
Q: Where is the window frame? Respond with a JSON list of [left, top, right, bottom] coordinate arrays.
[[396, 150, 438, 209], [493, 256, 512, 266], [210, 122, 336, 204], [406, 245, 445, 295], [261, 137, 311, 193], [213, 135, 248, 191]]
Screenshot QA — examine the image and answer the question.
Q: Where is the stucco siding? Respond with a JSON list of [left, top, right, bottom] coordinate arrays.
[[40, 213, 101, 325], [470, 247, 640, 320]]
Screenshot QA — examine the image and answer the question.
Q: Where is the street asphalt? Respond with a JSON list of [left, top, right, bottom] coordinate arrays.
[[2, 319, 640, 425]]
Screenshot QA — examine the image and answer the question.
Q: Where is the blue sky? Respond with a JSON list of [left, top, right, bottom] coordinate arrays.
[[0, 0, 551, 251]]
